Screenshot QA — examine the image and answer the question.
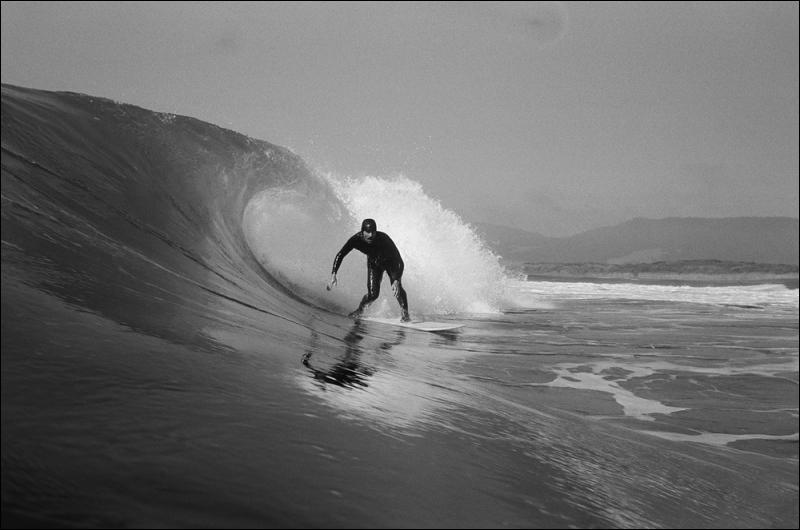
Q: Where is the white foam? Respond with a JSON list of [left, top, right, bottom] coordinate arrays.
[[644, 430, 799, 448], [533, 359, 799, 444], [539, 363, 688, 421], [513, 279, 799, 310], [324, 173, 515, 315]]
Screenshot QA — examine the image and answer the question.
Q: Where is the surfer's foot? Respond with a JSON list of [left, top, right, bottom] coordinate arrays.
[[400, 311, 411, 323], [348, 309, 363, 320]]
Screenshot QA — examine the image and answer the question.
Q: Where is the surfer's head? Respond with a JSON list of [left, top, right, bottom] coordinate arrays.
[[361, 218, 377, 242]]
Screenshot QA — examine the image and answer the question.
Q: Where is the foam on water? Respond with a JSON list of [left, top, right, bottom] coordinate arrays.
[[540, 364, 689, 420], [514, 279, 799, 310], [535, 358, 799, 422]]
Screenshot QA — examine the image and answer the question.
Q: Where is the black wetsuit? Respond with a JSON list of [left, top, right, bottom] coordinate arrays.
[[331, 231, 409, 318]]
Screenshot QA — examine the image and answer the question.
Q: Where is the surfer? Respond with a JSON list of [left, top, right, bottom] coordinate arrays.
[[327, 218, 411, 322]]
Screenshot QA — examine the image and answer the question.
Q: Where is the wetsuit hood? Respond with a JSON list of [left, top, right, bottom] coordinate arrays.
[[361, 218, 377, 233]]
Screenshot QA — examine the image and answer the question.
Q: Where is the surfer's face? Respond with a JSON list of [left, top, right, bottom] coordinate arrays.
[[362, 230, 376, 243]]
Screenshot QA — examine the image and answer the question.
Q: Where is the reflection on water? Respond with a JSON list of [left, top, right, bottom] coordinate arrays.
[[297, 320, 479, 433], [302, 321, 407, 390], [303, 321, 373, 389]]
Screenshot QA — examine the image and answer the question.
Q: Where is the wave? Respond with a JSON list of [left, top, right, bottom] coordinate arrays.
[[1, 84, 511, 342]]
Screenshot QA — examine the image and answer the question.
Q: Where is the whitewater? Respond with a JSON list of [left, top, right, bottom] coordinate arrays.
[[2, 84, 797, 528]]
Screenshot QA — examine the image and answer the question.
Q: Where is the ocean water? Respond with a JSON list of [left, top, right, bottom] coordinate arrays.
[[2, 84, 797, 529]]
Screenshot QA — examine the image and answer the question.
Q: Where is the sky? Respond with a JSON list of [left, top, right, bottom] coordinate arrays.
[[2, 1, 798, 237]]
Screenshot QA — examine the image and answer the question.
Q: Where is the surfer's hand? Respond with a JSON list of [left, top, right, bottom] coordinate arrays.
[[326, 274, 337, 291], [391, 280, 399, 296]]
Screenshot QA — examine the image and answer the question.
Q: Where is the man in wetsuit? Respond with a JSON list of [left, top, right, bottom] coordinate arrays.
[[326, 218, 411, 322]]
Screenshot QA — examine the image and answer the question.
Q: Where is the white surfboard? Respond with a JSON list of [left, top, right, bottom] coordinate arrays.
[[365, 317, 464, 332]]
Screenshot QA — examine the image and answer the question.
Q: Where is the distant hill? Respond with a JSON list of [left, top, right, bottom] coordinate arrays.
[[473, 217, 799, 266]]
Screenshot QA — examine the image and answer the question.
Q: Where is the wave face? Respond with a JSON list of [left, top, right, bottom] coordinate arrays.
[[2, 83, 322, 335]]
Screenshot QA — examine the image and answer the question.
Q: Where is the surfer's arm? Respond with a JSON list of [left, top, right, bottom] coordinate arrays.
[[331, 240, 354, 275], [328, 236, 357, 289]]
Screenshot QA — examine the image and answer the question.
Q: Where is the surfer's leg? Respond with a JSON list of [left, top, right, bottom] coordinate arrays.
[[388, 265, 410, 322], [395, 283, 410, 322], [350, 265, 383, 318]]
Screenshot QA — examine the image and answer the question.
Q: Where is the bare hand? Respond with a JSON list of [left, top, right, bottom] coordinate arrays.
[[391, 280, 399, 296], [326, 274, 338, 291]]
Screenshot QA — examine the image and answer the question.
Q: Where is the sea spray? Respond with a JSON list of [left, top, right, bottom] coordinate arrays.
[[243, 171, 516, 315], [324, 173, 514, 315]]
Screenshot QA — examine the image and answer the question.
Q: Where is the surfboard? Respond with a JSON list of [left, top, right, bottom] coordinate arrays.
[[365, 317, 464, 332]]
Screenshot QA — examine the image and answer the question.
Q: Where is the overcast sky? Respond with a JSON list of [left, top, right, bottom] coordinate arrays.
[[2, 1, 798, 236]]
